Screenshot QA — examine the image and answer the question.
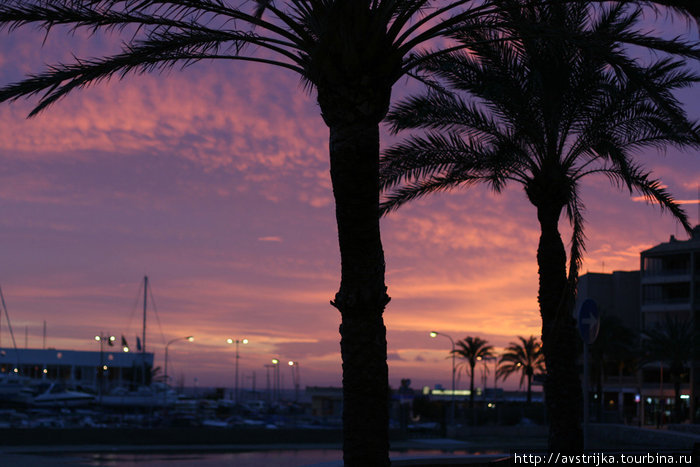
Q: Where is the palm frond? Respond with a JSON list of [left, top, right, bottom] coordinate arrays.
[[380, 172, 481, 215], [564, 192, 586, 286], [603, 165, 692, 234], [0, 29, 304, 116]]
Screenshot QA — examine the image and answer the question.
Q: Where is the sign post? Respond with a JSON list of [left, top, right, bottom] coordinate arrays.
[[578, 298, 600, 451]]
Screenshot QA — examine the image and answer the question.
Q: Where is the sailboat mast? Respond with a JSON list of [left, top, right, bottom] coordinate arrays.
[[142, 275, 148, 355]]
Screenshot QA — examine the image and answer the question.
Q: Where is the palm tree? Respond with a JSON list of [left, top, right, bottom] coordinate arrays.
[[379, 0, 699, 452], [497, 336, 544, 404], [453, 336, 493, 409], [643, 316, 699, 423], [0, 1, 510, 464]]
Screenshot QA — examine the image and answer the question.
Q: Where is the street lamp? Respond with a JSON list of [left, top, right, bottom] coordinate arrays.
[[430, 331, 456, 422], [264, 364, 276, 403], [164, 336, 194, 401], [288, 361, 300, 402], [271, 358, 280, 401], [227, 337, 249, 403], [94, 333, 116, 403]]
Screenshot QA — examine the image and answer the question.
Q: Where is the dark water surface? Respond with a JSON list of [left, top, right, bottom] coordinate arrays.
[[8, 448, 502, 466]]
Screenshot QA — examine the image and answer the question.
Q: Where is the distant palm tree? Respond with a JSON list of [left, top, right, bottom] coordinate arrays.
[[643, 316, 699, 423], [497, 336, 544, 404], [151, 365, 164, 384], [379, 0, 699, 452], [453, 336, 493, 409]]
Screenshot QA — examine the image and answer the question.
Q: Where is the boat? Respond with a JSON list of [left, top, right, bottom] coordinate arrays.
[[0, 374, 34, 404], [32, 383, 95, 407], [100, 382, 179, 408]]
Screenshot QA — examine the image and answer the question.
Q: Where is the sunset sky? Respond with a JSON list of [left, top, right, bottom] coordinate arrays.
[[0, 10, 698, 394]]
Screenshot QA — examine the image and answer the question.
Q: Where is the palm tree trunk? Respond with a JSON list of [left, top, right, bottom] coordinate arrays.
[[327, 111, 390, 467], [527, 373, 532, 405], [674, 379, 682, 423], [536, 202, 583, 453], [470, 364, 476, 409]]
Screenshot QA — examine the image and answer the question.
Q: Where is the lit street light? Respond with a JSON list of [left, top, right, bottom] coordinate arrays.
[[288, 361, 300, 402], [227, 337, 249, 403], [271, 358, 280, 401], [477, 355, 498, 400], [164, 336, 194, 395], [94, 333, 116, 403], [430, 331, 456, 423], [264, 364, 276, 403]]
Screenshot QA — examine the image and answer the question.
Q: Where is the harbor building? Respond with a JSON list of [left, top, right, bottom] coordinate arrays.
[[0, 347, 154, 391]]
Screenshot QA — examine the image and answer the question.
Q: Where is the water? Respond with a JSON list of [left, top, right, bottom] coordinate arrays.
[[17, 448, 500, 466], [68, 450, 343, 466]]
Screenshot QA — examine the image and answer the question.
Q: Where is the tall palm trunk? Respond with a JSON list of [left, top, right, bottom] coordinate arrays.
[[470, 362, 476, 409], [321, 84, 391, 467], [527, 371, 533, 405], [674, 379, 682, 422], [535, 201, 583, 453], [672, 366, 683, 423]]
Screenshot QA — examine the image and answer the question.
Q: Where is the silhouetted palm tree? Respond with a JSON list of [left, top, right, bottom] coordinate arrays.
[[380, 0, 699, 452], [453, 336, 493, 409], [0, 1, 512, 464], [643, 316, 699, 423], [497, 336, 544, 404]]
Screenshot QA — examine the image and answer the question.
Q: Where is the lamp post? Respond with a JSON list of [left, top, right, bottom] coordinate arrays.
[[271, 358, 280, 402], [288, 361, 300, 402], [94, 333, 115, 403], [226, 337, 249, 403], [164, 336, 194, 386], [430, 331, 456, 423], [264, 364, 276, 403], [163, 336, 193, 408], [479, 355, 498, 401]]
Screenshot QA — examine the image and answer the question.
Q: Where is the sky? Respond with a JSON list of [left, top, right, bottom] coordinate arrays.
[[0, 6, 698, 394]]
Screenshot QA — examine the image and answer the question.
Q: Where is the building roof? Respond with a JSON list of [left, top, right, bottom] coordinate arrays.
[[641, 225, 700, 255]]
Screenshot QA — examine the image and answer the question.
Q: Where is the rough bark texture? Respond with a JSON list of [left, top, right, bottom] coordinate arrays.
[[470, 365, 476, 409], [536, 202, 583, 453], [320, 83, 391, 467]]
